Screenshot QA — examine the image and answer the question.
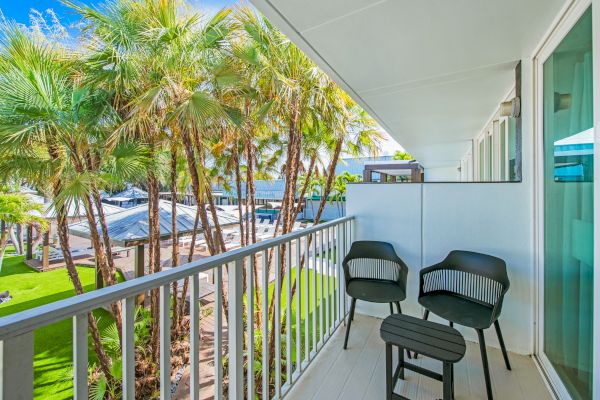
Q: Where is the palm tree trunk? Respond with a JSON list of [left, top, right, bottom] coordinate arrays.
[[148, 169, 162, 362], [180, 129, 216, 253], [268, 100, 302, 378], [91, 186, 117, 279], [81, 193, 123, 341], [8, 225, 20, 255], [0, 225, 9, 272], [292, 153, 317, 221], [70, 150, 123, 340], [233, 146, 246, 247], [288, 137, 344, 303], [50, 177, 113, 381], [246, 142, 261, 324], [312, 137, 343, 225], [169, 144, 180, 332]]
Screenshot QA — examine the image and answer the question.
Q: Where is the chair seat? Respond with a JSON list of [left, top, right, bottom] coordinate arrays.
[[419, 292, 494, 329], [347, 279, 406, 303]]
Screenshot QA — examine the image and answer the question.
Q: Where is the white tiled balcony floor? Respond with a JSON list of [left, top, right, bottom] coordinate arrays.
[[286, 315, 553, 400]]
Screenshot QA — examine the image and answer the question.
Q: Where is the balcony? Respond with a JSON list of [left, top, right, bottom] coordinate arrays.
[[0, 180, 555, 400]]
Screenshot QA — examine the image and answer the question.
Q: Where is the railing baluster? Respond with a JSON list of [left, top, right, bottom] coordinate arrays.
[[229, 259, 244, 400], [160, 284, 171, 400], [247, 256, 255, 400], [311, 232, 317, 353], [0, 332, 34, 400], [295, 238, 301, 373], [73, 313, 88, 400], [261, 250, 269, 400], [303, 235, 310, 363], [335, 224, 345, 324], [190, 273, 200, 400], [122, 297, 136, 400], [325, 227, 330, 336], [285, 241, 292, 384], [319, 230, 324, 346], [330, 226, 336, 326], [214, 265, 223, 400], [274, 245, 281, 397]]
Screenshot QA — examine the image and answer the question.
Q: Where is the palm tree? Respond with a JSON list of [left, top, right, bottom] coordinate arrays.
[[0, 192, 48, 270], [0, 22, 115, 379]]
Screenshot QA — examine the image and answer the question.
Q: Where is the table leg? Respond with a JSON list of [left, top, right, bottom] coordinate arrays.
[[386, 344, 393, 400], [399, 345, 405, 380], [451, 363, 455, 399], [443, 362, 452, 400]]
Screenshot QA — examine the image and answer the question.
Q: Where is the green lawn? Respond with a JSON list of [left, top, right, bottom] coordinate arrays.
[[0, 256, 119, 400], [260, 265, 341, 375]]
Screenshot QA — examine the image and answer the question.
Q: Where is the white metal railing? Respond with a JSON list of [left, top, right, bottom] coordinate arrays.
[[0, 216, 353, 400]]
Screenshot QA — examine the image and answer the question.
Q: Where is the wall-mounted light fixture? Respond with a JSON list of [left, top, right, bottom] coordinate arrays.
[[500, 97, 521, 118]]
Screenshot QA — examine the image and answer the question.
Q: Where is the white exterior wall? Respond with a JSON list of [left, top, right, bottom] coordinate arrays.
[[346, 181, 534, 355], [302, 200, 345, 221], [424, 166, 461, 182]]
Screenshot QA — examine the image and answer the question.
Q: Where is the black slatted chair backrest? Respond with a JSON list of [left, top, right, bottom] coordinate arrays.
[[419, 250, 509, 323], [343, 241, 408, 290]]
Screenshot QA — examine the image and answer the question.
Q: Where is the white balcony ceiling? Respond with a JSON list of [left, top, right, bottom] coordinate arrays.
[[250, 0, 567, 168]]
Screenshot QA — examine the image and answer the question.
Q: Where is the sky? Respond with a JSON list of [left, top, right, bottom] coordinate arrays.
[[0, 0, 403, 156]]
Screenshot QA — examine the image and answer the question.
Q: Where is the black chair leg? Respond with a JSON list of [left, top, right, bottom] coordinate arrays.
[[389, 303, 394, 314], [476, 329, 493, 400], [394, 301, 402, 314], [343, 298, 356, 350], [449, 321, 454, 328], [494, 320, 511, 371]]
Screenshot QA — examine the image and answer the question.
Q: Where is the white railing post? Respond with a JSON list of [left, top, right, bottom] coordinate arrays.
[[190, 273, 200, 400], [274, 245, 282, 397], [285, 241, 292, 384], [247, 256, 255, 400], [214, 265, 223, 400], [159, 284, 171, 400], [73, 314, 88, 400], [0, 332, 34, 400], [295, 238, 301, 373], [229, 259, 244, 400], [122, 297, 136, 400], [261, 250, 269, 400]]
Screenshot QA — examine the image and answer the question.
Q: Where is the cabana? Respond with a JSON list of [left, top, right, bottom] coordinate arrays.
[[105, 185, 148, 208], [68, 200, 238, 286], [24, 199, 124, 270]]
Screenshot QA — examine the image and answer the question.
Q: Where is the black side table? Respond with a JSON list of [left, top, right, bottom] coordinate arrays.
[[380, 314, 466, 400]]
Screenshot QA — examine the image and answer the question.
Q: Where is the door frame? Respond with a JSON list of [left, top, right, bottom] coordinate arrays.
[[533, 0, 596, 399]]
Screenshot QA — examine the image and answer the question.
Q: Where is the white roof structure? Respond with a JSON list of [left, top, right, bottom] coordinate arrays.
[[44, 200, 124, 219], [250, 0, 566, 169], [107, 186, 148, 202], [69, 200, 238, 246]]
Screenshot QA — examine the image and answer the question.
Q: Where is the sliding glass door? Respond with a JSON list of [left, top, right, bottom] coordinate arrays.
[[542, 6, 594, 399]]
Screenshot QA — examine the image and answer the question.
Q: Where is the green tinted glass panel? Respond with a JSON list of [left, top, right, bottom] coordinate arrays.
[[543, 8, 593, 399]]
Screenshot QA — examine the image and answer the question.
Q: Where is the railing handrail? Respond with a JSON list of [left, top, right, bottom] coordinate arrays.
[[0, 216, 354, 339]]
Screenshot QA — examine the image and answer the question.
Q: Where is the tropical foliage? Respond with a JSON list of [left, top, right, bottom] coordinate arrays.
[[0, 1, 383, 397]]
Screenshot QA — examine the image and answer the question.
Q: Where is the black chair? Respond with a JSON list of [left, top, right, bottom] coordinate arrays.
[[418, 250, 511, 400], [342, 241, 409, 350]]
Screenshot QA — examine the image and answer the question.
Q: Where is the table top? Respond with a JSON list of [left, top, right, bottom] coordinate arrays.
[[380, 314, 466, 363]]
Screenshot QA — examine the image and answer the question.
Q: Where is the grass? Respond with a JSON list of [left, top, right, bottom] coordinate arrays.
[[0, 256, 123, 400], [251, 264, 341, 380]]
